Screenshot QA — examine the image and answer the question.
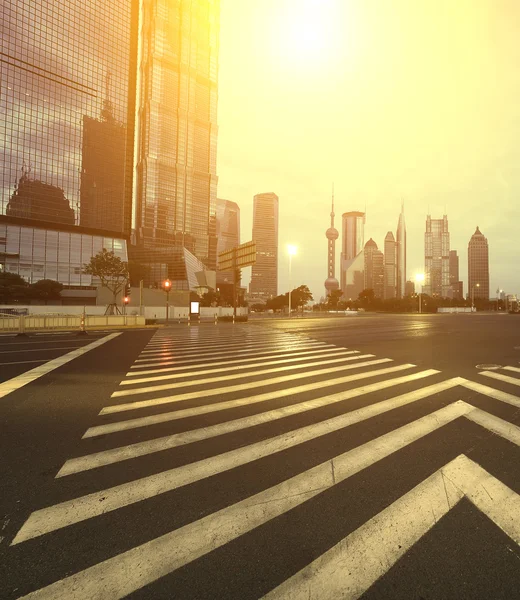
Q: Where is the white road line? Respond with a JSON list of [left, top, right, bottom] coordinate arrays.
[[478, 370, 520, 387], [87, 365, 418, 437], [0, 334, 121, 401], [140, 335, 315, 352], [14, 396, 467, 546], [460, 380, 520, 407], [0, 346, 90, 354], [112, 354, 376, 397], [466, 409, 520, 445], [503, 366, 520, 374], [104, 358, 394, 411], [142, 334, 296, 351], [0, 359, 48, 366], [130, 342, 334, 370], [19, 402, 508, 598], [58, 372, 448, 476], [134, 341, 324, 363], [263, 454, 520, 600], [126, 346, 341, 377], [121, 349, 359, 385]]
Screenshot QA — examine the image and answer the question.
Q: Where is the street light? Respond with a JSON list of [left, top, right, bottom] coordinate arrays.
[[471, 282, 480, 311], [162, 279, 172, 323], [415, 273, 425, 313], [287, 244, 298, 318]]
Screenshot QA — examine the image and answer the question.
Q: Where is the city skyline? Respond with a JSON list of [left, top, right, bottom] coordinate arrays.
[[217, 0, 519, 302]]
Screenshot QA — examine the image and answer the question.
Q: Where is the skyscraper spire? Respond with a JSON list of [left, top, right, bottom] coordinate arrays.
[[325, 184, 339, 295]]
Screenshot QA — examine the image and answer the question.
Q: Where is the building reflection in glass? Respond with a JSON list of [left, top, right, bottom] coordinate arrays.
[[0, 0, 138, 235]]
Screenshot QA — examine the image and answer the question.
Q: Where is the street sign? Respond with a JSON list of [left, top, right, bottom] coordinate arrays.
[[218, 240, 256, 271]]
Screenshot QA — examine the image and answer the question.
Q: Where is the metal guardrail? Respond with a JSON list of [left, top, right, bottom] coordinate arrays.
[[0, 313, 145, 333]]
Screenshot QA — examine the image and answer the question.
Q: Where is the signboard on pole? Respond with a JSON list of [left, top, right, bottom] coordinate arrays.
[[218, 240, 256, 271]]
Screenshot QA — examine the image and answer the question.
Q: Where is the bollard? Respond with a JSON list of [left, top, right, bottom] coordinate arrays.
[[17, 314, 28, 337], [187, 314, 191, 327], [232, 313, 235, 325], [214, 313, 218, 325], [77, 310, 88, 336]]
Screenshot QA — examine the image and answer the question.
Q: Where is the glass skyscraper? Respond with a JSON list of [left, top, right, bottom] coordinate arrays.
[[468, 226, 489, 301], [424, 214, 450, 297], [134, 0, 220, 270], [216, 198, 240, 285], [0, 1, 138, 289], [340, 211, 365, 301], [1, 0, 138, 234], [250, 193, 279, 300]]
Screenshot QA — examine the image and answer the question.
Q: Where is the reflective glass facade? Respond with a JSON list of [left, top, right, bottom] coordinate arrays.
[[216, 198, 240, 284], [468, 227, 489, 300], [424, 215, 450, 297], [249, 193, 279, 300], [135, 0, 220, 269], [0, 0, 138, 235], [0, 219, 127, 286]]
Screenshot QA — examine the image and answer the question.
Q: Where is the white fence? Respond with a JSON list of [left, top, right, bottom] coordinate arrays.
[[0, 313, 145, 333], [437, 307, 475, 313]]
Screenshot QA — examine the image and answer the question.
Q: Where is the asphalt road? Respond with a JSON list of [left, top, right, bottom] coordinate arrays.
[[0, 314, 519, 599]]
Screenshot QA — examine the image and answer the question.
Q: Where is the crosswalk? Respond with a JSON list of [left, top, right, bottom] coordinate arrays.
[[9, 326, 520, 599]]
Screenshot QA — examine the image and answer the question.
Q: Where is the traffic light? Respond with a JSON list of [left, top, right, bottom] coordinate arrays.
[[125, 283, 131, 297], [123, 296, 130, 305], [162, 279, 172, 291]]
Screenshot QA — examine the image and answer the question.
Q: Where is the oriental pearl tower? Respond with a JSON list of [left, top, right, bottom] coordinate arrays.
[[324, 185, 340, 295]]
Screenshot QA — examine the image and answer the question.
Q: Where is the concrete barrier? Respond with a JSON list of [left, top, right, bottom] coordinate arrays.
[[0, 313, 145, 333]]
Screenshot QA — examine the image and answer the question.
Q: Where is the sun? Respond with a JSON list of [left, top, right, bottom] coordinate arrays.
[[272, 0, 344, 68]]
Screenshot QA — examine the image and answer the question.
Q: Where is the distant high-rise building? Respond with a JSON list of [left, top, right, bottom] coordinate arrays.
[[249, 193, 279, 300], [324, 187, 339, 295], [448, 250, 463, 300], [216, 198, 240, 285], [405, 280, 415, 297], [134, 0, 220, 269], [364, 238, 384, 299], [396, 203, 406, 298], [383, 231, 397, 299], [340, 211, 365, 300], [424, 214, 450, 297], [468, 226, 490, 301]]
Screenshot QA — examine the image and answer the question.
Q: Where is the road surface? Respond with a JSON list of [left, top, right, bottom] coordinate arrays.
[[1, 314, 519, 599]]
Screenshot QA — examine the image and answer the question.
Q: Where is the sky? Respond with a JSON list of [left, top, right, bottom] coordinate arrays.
[[216, 0, 520, 302]]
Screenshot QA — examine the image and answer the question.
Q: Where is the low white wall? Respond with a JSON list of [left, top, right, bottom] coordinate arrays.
[[0, 314, 145, 332], [437, 307, 474, 313]]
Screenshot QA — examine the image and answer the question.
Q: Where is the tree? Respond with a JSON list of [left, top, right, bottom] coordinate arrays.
[[291, 285, 313, 310], [29, 279, 63, 303], [200, 290, 220, 307], [0, 272, 30, 304], [83, 249, 128, 313], [326, 289, 343, 309]]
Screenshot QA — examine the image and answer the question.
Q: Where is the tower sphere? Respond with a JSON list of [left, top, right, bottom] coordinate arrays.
[[326, 227, 339, 240], [324, 277, 340, 291]]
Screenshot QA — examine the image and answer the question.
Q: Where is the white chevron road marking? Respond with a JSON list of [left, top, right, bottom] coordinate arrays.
[[459, 380, 520, 407], [121, 349, 360, 385], [112, 354, 376, 396], [131, 341, 330, 367], [478, 370, 520, 387], [104, 358, 396, 411], [17, 404, 520, 599], [126, 345, 343, 377], [135, 339, 322, 361], [263, 453, 520, 600], [85, 365, 421, 437], [58, 372, 447, 476]]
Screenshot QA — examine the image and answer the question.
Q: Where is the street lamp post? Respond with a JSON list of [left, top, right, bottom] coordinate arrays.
[[471, 283, 480, 311], [415, 273, 425, 313], [287, 244, 297, 318], [163, 279, 172, 323]]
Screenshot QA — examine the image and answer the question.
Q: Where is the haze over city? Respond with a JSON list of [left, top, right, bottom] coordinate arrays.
[[218, 0, 520, 300]]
